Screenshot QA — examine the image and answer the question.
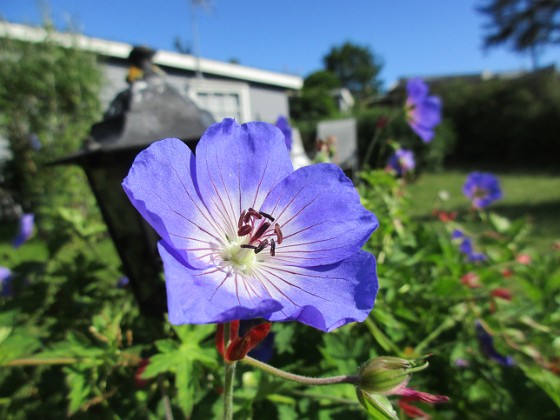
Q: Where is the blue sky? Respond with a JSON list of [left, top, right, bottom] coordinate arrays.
[[3, 0, 559, 89]]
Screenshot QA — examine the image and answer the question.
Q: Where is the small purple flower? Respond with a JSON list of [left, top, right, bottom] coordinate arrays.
[[13, 213, 34, 248], [117, 276, 130, 288], [405, 78, 442, 143], [122, 119, 379, 332], [0, 267, 13, 297], [387, 149, 415, 177], [463, 172, 503, 209], [452, 230, 487, 262], [275, 115, 292, 151], [475, 321, 515, 366], [29, 133, 42, 151]]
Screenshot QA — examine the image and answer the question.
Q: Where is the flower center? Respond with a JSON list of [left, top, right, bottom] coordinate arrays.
[[220, 208, 283, 274], [473, 187, 488, 199]]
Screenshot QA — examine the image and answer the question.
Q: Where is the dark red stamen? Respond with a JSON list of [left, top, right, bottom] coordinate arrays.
[[274, 223, 283, 245], [270, 238, 276, 256], [240, 244, 257, 250], [255, 239, 269, 254], [237, 225, 252, 236], [252, 222, 271, 242], [259, 211, 275, 222], [238, 210, 246, 230], [244, 208, 262, 223]]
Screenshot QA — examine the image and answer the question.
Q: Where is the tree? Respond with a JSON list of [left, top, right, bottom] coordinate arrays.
[[0, 27, 103, 226], [478, 0, 560, 68], [289, 71, 339, 121], [323, 42, 383, 105]]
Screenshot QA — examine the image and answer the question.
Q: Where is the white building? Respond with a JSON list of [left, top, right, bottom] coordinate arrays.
[[0, 21, 303, 124]]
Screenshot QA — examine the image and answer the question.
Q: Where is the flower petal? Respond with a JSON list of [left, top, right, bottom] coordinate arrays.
[[13, 214, 34, 248], [258, 250, 378, 332], [194, 119, 293, 239], [260, 163, 378, 266], [122, 138, 220, 269], [159, 241, 283, 325]]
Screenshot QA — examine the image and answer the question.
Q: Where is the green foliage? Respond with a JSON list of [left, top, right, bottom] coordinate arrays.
[[434, 70, 560, 169], [323, 41, 383, 105], [289, 70, 341, 122], [477, 0, 560, 62], [0, 26, 103, 227], [355, 107, 456, 171], [0, 169, 559, 417]]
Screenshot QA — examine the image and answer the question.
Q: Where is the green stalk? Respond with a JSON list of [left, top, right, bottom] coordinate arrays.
[[241, 356, 359, 386]]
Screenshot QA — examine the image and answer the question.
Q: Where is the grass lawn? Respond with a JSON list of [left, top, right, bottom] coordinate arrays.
[[407, 170, 560, 251]]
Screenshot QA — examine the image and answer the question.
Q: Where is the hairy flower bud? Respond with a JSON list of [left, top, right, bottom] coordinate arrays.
[[358, 356, 429, 395]]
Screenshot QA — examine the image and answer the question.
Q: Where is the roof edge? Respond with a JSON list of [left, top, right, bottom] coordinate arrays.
[[0, 21, 303, 90]]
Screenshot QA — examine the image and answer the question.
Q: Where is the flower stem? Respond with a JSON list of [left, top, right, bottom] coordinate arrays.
[[241, 356, 359, 386], [222, 322, 236, 420], [223, 361, 237, 420]]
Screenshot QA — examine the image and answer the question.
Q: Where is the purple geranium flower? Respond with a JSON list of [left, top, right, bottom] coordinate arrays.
[[387, 149, 415, 176], [405, 78, 442, 143], [122, 119, 378, 332], [475, 321, 514, 366], [452, 230, 487, 262], [275, 115, 292, 151], [117, 276, 130, 288], [463, 172, 502, 209], [0, 267, 13, 297], [13, 213, 34, 248]]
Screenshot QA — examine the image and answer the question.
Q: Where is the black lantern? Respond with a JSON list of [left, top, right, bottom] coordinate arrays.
[[55, 46, 214, 316]]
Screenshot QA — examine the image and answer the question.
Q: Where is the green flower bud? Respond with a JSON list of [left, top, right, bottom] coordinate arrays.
[[358, 356, 429, 395]]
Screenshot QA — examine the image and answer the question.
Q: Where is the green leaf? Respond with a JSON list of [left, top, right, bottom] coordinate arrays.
[[176, 357, 195, 417], [489, 212, 511, 233], [65, 368, 92, 415], [518, 362, 560, 407], [357, 390, 398, 420]]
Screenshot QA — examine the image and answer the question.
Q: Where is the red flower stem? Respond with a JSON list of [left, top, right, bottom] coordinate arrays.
[[241, 356, 359, 386]]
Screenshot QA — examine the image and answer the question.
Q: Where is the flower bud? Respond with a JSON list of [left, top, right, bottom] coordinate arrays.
[[358, 356, 428, 395]]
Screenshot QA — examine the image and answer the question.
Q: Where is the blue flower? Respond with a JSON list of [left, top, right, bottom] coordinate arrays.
[[387, 149, 415, 177], [275, 115, 292, 151], [452, 230, 487, 262], [13, 213, 34, 248], [463, 172, 502, 209], [405, 78, 442, 143], [0, 267, 13, 297], [123, 119, 379, 332], [117, 276, 130, 288], [475, 321, 514, 366]]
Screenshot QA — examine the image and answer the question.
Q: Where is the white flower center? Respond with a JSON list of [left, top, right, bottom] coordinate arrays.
[[221, 239, 258, 274]]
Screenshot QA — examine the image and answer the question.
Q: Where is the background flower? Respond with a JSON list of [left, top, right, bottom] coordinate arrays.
[[12, 213, 34, 248], [463, 172, 502, 209], [452, 230, 487, 262], [0, 267, 13, 297], [123, 119, 378, 332], [405, 78, 442, 143], [275, 115, 292, 151], [387, 148, 415, 177], [475, 321, 514, 366]]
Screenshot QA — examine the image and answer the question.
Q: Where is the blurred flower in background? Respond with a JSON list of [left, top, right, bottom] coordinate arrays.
[[275, 115, 292, 151], [405, 78, 442, 143], [463, 172, 502, 209], [12, 213, 35, 248], [475, 321, 514, 366], [0, 267, 13, 297], [387, 148, 415, 177]]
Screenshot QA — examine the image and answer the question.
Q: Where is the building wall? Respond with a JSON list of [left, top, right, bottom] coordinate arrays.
[[249, 86, 289, 123], [99, 59, 290, 124]]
